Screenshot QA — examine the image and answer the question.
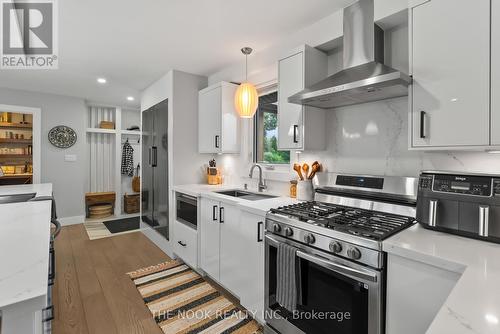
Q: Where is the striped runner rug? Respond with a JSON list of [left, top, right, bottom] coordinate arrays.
[[127, 259, 263, 334]]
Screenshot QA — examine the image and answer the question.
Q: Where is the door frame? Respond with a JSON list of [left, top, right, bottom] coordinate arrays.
[[0, 104, 41, 184]]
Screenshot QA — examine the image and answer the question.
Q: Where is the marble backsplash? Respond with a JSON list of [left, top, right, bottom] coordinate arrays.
[[218, 95, 500, 197], [300, 96, 500, 178]]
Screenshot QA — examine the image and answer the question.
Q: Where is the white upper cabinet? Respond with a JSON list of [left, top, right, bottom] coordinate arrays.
[[492, 1, 500, 145], [278, 45, 328, 150], [198, 82, 240, 153], [410, 0, 490, 148]]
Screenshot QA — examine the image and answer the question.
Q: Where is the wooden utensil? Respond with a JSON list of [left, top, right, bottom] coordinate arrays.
[[302, 163, 310, 180], [308, 161, 321, 179], [293, 163, 304, 180]]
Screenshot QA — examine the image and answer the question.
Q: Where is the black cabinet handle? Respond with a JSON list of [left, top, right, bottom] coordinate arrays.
[[293, 125, 299, 143], [420, 111, 426, 139], [178, 241, 187, 247], [215, 135, 220, 148], [219, 207, 224, 223], [48, 246, 55, 283], [42, 305, 54, 322], [152, 146, 158, 167], [212, 205, 218, 221], [257, 221, 263, 242]]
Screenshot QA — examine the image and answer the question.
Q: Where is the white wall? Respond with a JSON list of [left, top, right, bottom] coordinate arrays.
[[171, 71, 212, 185], [0, 87, 86, 218]]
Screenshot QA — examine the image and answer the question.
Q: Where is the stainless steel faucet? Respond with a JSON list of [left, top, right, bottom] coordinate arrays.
[[249, 164, 267, 192]]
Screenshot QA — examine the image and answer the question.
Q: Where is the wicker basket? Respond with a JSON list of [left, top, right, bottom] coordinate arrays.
[[124, 194, 140, 214]]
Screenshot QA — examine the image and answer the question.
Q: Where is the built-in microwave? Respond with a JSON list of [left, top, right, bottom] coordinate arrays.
[[176, 192, 198, 229]]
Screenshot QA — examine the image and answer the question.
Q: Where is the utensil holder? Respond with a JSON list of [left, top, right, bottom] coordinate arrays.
[[297, 180, 313, 201]]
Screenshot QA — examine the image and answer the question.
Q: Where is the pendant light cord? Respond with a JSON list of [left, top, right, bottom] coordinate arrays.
[[245, 54, 248, 82]]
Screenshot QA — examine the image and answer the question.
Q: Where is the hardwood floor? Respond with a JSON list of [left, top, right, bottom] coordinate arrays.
[[53, 224, 171, 334]]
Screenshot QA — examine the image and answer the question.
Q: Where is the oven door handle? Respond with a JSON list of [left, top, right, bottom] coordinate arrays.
[[296, 250, 378, 282]]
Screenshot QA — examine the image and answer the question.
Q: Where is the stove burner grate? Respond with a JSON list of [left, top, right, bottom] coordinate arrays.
[[269, 201, 414, 240]]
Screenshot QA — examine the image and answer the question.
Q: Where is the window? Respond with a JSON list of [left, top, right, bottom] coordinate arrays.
[[254, 91, 290, 164]]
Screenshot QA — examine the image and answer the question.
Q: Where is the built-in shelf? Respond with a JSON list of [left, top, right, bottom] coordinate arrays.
[[0, 173, 32, 179], [0, 154, 32, 159], [0, 122, 32, 129], [86, 128, 116, 134], [121, 130, 141, 135], [0, 138, 32, 144]]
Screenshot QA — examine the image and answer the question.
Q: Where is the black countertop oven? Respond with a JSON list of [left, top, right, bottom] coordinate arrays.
[[417, 171, 500, 243]]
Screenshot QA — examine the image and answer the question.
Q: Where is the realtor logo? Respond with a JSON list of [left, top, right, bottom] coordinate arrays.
[[1, 0, 58, 69]]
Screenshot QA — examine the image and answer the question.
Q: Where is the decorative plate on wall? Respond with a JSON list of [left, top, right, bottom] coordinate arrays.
[[48, 125, 77, 148]]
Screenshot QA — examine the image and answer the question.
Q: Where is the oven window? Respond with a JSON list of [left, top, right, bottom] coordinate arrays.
[[176, 198, 197, 228], [268, 247, 369, 334]]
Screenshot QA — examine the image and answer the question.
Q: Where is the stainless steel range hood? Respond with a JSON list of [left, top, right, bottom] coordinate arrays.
[[288, 0, 411, 109]]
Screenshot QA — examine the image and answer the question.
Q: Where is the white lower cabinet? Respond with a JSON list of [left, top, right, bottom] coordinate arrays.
[[200, 197, 242, 295], [173, 221, 198, 268], [385, 254, 461, 334], [238, 211, 266, 323], [200, 198, 221, 279], [200, 197, 266, 323], [219, 204, 242, 296]]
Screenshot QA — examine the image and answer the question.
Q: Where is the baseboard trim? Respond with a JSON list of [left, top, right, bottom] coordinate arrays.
[[59, 215, 85, 226]]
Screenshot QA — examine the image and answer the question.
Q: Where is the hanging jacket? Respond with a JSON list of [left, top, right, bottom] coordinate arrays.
[[121, 141, 134, 176]]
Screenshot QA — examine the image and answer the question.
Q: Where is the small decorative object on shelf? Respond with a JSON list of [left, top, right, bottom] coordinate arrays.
[[48, 125, 77, 148], [99, 121, 115, 129]]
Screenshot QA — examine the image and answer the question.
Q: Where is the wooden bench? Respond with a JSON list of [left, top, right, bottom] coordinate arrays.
[[85, 191, 116, 218]]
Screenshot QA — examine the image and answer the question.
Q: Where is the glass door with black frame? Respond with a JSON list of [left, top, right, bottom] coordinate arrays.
[[141, 106, 154, 227], [152, 99, 169, 240]]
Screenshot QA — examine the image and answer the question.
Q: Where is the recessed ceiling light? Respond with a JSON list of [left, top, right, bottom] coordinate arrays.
[[97, 77, 107, 84], [127, 96, 135, 101]]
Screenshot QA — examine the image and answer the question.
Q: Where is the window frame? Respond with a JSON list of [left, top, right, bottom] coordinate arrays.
[[252, 83, 290, 168]]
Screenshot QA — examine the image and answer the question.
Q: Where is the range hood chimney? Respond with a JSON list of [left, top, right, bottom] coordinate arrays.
[[288, 0, 411, 109]]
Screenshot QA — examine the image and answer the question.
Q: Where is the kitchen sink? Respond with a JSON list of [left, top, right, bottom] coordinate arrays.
[[216, 190, 277, 201], [0, 193, 36, 204]]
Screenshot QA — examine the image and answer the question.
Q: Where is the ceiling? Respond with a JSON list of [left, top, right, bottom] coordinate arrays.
[[0, 0, 353, 107]]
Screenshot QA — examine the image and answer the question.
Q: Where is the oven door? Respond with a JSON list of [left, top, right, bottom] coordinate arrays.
[[265, 233, 383, 334], [175, 193, 198, 229]]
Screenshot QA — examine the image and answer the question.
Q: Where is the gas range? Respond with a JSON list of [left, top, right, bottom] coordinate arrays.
[[265, 173, 418, 269], [270, 201, 414, 240]]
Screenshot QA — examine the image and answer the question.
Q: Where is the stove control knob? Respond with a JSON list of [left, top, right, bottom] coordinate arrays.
[[304, 233, 316, 244], [285, 227, 294, 237], [347, 247, 362, 260], [329, 241, 343, 253], [273, 224, 282, 233]]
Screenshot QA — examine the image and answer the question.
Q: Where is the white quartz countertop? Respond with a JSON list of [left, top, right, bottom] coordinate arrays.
[[173, 184, 236, 198], [0, 200, 52, 311], [174, 184, 299, 216], [383, 224, 500, 334], [0, 183, 53, 198]]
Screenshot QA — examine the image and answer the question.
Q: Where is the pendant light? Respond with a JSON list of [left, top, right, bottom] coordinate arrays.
[[234, 47, 259, 118]]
